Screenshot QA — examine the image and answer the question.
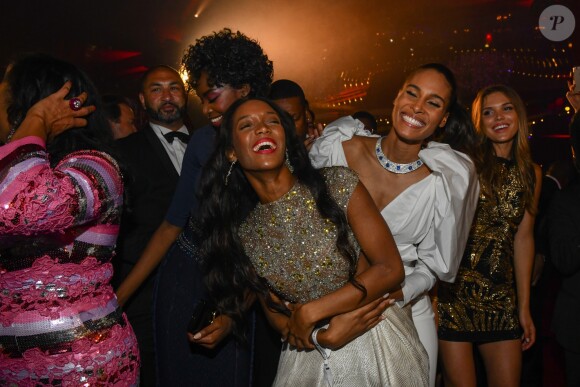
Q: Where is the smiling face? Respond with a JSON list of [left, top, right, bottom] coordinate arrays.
[[196, 71, 249, 129], [139, 67, 187, 130], [480, 91, 519, 147], [227, 99, 286, 173], [391, 69, 451, 144]]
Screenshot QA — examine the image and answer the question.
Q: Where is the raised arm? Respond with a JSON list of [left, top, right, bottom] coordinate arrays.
[[1, 86, 119, 237], [8, 82, 95, 143]]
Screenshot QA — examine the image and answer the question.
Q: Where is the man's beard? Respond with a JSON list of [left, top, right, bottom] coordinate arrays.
[[146, 102, 185, 125]]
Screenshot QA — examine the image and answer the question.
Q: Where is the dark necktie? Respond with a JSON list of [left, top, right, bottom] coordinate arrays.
[[164, 131, 190, 144]]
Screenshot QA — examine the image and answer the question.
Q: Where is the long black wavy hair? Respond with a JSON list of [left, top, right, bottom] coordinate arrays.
[[4, 53, 116, 166], [196, 97, 362, 338], [181, 28, 273, 97]]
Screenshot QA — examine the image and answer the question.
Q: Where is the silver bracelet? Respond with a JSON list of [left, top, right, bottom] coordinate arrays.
[[311, 326, 333, 386]]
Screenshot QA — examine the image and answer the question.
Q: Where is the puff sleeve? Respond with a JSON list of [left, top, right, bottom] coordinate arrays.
[[0, 136, 123, 238], [416, 142, 479, 283], [309, 116, 374, 168]]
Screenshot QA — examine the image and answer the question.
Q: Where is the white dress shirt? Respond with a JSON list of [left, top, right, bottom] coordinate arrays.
[[149, 123, 188, 174]]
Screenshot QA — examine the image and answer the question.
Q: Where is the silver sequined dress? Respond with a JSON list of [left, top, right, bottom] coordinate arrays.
[[239, 167, 428, 386]]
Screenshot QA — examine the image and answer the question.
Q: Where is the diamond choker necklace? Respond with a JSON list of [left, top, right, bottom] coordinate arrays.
[[375, 137, 423, 174]]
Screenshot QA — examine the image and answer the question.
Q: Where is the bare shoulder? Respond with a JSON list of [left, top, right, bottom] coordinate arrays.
[[342, 135, 377, 164]]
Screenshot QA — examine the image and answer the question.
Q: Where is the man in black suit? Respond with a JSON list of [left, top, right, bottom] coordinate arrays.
[[115, 65, 189, 386], [548, 86, 580, 387]]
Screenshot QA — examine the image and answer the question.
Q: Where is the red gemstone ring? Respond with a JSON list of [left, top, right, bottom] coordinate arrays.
[[69, 97, 83, 111]]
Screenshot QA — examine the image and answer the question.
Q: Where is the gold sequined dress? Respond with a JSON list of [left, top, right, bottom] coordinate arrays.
[[437, 157, 529, 342], [239, 167, 428, 386]]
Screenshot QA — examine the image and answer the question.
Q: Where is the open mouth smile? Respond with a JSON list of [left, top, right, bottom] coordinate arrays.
[[401, 114, 425, 128], [210, 115, 222, 125], [252, 138, 277, 153], [493, 123, 509, 131]]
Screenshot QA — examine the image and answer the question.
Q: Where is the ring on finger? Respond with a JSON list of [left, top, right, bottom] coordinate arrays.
[[69, 97, 83, 111]]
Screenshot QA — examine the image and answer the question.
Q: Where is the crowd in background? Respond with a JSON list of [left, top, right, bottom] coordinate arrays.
[[1, 27, 579, 387]]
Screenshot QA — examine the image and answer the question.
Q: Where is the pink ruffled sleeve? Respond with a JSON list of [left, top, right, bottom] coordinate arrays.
[[0, 136, 123, 237]]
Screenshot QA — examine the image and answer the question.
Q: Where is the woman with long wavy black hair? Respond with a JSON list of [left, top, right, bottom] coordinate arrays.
[[115, 28, 276, 386], [196, 97, 429, 386]]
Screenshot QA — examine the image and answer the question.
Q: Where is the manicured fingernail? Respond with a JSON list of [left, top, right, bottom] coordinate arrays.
[[383, 293, 390, 298], [193, 333, 201, 340]]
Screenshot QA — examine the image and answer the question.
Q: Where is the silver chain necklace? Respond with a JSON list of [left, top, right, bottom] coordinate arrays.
[[375, 137, 423, 174]]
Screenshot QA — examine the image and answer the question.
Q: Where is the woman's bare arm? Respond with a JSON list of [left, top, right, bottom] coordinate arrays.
[[286, 182, 404, 349], [116, 220, 182, 306], [513, 164, 541, 350]]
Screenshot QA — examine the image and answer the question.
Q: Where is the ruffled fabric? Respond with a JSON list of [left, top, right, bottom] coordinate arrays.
[[0, 136, 139, 386], [417, 142, 479, 282], [309, 117, 479, 284], [309, 116, 374, 168]]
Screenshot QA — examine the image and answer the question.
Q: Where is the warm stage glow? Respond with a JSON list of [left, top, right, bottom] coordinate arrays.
[[177, 0, 571, 124], [179, 65, 189, 85]]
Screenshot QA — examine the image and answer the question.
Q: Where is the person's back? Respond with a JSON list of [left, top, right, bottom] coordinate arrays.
[[0, 52, 139, 385]]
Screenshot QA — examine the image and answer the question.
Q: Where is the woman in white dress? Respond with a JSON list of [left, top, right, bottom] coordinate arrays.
[[195, 97, 429, 386], [309, 63, 480, 386]]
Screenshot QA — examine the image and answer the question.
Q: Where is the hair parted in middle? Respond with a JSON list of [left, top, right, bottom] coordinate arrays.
[[471, 84, 536, 212], [195, 97, 362, 338]]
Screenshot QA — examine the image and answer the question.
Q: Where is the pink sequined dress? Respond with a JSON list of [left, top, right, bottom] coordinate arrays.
[[0, 136, 139, 386]]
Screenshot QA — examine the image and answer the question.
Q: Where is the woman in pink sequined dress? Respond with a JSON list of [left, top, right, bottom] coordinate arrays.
[[0, 53, 139, 386]]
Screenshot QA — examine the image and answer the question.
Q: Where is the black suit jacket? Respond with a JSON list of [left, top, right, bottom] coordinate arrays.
[[115, 124, 181, 268], [535, 175, 560, 256], [549, 112, 580, 353], [549, 181, 580, 352]]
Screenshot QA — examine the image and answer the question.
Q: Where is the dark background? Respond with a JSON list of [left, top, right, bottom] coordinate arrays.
[[1, 0, 578, 166]]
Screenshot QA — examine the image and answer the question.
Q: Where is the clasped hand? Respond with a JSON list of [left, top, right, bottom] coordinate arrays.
[[284, 303, 316, 351], [283, 295, 394, 351]]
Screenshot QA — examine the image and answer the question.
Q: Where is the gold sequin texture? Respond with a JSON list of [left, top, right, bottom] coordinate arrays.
[[239, 167, 360, 304], [438, 157, 530, 340]]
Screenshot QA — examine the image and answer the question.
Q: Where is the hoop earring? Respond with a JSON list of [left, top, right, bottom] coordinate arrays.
[[285, 149, 294, 174], [225, 160, 237, 186]]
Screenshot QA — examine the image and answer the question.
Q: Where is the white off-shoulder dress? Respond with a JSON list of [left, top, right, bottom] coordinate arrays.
[[309, 116, 480, 387]]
